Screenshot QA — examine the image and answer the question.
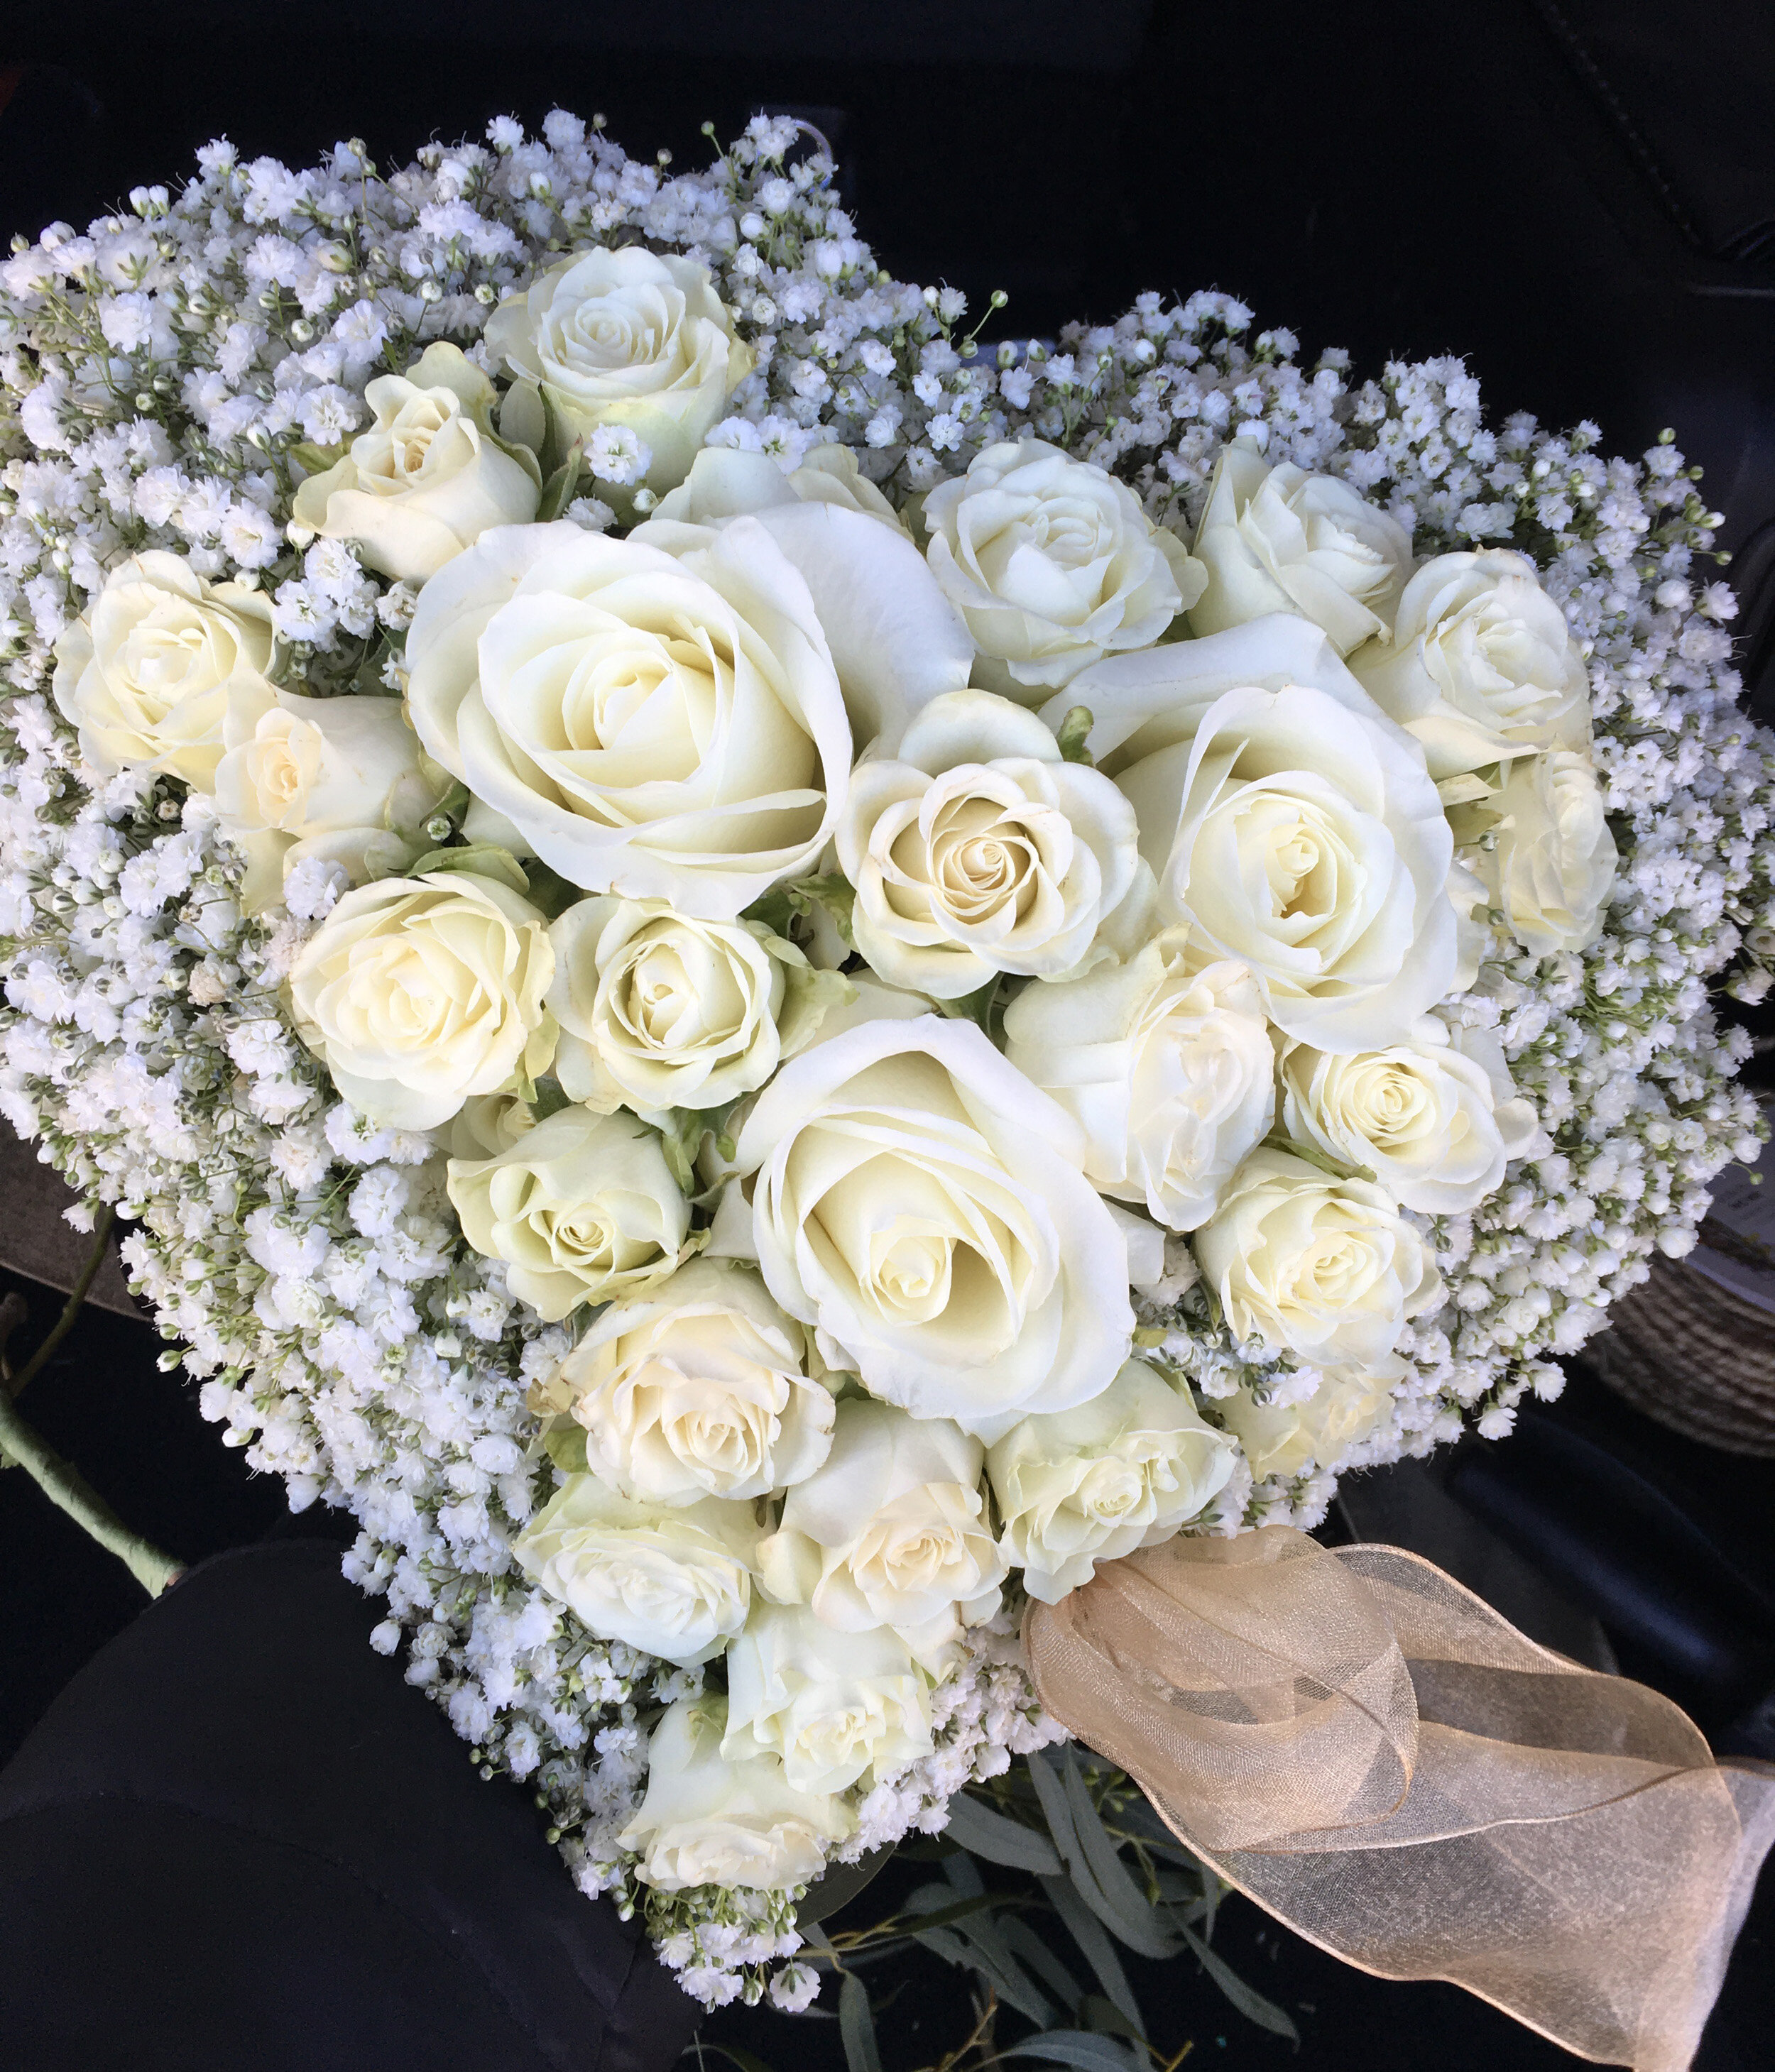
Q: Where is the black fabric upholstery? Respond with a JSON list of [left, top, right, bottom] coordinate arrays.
[[0, 1540, 696, 2072]]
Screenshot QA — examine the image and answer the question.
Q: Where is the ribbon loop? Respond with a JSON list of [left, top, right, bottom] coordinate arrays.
[[1025, 1526, 1775, 2071]]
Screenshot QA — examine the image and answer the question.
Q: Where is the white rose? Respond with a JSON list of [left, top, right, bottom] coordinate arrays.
[[546, 895, 847, 1118], [922, 437, 1203, 701], [836, 689, 1145, 999], [447, 1104, 694, 1320], [736, 1013, 1135, 1441], [1349, 549, 1591, 779], [1218, 1364, 1399, 1482], [1279, 1020, 1537, 1215], [404, 520, 853, 919], [1190, 446, 1413, 654], [757, 1398, 1006, 1666], [1194, 1147, 1442, 1367], [1003, 936, 1273, 1232], [723, 1601, 933, 1794], [1086, 634, 1460, 1052], [213, 689, 449, 909], [621, 1694, 853, 1892], [513, 1474, 758, 1667], [542, 1258, 834, 1503], [988, 1358, 1235, 1603], [1487, 749, 1617, 955], [656, 443, 906, 532], [290, 342, 541, 583], [484, 247, 754, 493], [288, 869, 555, 1129], [52, 549, 275, 789]]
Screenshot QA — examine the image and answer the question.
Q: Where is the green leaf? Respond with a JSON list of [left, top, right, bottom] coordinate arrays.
[[1179, 1922, 1300, 2041], [542, 1423, 588, 1474], [1000, 1919, 1086, 2015], [288, 439, 345, 476], [789, 872, 856, 947], [1031, 1753, 1176, 1958], [531, 1077, 574, 1122], [999, 2032, 1142, 2072], [1055, 706, 1096, 765], [1063, 1753, 1180, 1958], [838, 1973, 881, 2072], [1041, 1875, 1142, 2034], [1260, 1131, 1370, 1184], [944, 1792, 1064, 1876], [537, 439, 585, 522], [941, 977, 1000, 1032], [518, 856, 581, 919], [798, 1843, 892, 1925]]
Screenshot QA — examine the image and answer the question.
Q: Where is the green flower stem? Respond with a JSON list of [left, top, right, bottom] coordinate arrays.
[[0, 1207, 183, 1598]]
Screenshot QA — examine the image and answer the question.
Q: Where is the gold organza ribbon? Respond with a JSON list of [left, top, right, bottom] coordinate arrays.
[[1025, 1526, 1775, 2071]]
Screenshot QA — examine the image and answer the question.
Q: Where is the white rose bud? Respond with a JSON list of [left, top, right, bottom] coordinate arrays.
[[405, 520, 853, 920], [1194, 1148, 1442, 1369], [988, 1358, 1235, 1603], [621, 1693, 854, 1892], [1349, 549, 1592, 779], [1487, 749, 1617, 955], [484, 247, 754, 494], [922, 437, 1203, 701], [1218, 1364, 1400, 1483], [1190, 446, 1413, 654], [444, 1088, 538, 1161], [1279, 1021, 1537, 1215], [447, 1104, 694, 1320], [288, 870, 555, 1129], [513, 1475, 759, 1667], [723, 1601, 934, 1794], [546, 895, 848, 1118], [290, 342, 542, 583], [53, 549, 276, 789], [545, 1258, 834, 1503], [736, 1014, 1135, 1441], [212, 689, 450, 910], [757, 1398, 1006, 1668], [837, 689, 1145, 999], [1003, 936, 1274, 1232]]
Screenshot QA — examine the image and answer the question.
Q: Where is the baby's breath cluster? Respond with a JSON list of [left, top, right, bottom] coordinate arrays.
[[1, 111, 1771, 2008]]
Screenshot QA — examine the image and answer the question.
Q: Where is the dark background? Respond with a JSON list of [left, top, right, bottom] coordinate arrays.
[[3, 4, 1774, 2066]]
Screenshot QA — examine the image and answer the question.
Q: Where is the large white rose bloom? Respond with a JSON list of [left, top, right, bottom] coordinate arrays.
[[447, 1104, 693, 1320], [213, 689, 449, 909], [988, 1359, 1235, 1603], [758, 1398, 1006, 1668], [922, 437, 1203, 701], [735, 1014, 1135, 1441], [484, 247, 754, 493], [1350, 549, 1592, 779], [290, 342, 542, 583], [1487, 748, 1618, 954], [837, 689, 1145, 999], [621, 1694, 854, 1892], [404, 520, 854, 919], [1194, 1147, 1442, 1368], [1189, 445, 1412, 654], [546, 894, 846, 1118], [287, 869, 555, 1129], [1003, 936, 1274, 1232], [513, 1474, 759, 1667], [1279, 1021, 1537, 1215], [1100, 672, 1456, 1051], [52, 550, 276, 789], [537, 1258, 835, 1504], [723, 1601, 934, 1795]]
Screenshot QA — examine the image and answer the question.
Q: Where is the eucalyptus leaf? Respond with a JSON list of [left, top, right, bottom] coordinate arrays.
[[1041, 1875, 1142, 2034], [838, 1973, 881, 2072], [1000, 1918, 1086, 2015], [798, 1844, 892, 1925], [1063, 1753, 1180, 1958], [999, 2032, 1142, 2072], [943, 1792, 1064, 1876], [1030, 1755, 1172, 1959], [1180, 1922, 1300, 2041]]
